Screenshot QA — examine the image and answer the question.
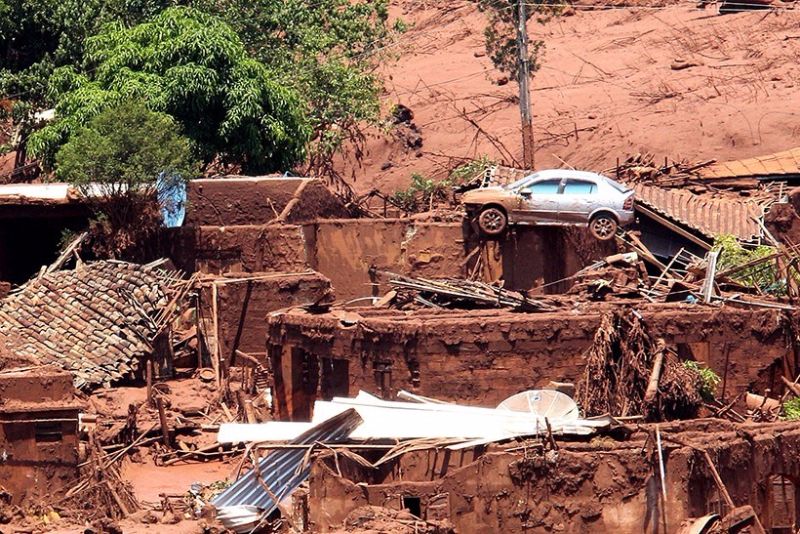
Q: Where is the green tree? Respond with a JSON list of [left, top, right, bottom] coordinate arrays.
[[29, 6, 310, 173], [473, 0, 558, 81], [0, 0, 180, 104], [199, 0, 390, 177], [56, 100, 197, 258]]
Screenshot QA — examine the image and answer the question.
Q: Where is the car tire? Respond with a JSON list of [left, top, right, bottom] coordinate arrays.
[[589, 213, 618, 241], [477, 207, 508, 237]]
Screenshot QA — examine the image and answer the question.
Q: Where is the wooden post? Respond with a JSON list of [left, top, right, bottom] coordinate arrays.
[[516, 0, 534, 169], [146, 358, 154, 407], [211, 282, 221, 390], [645, 339, 667, 404], [156, 397, 171, 448], [244, 400, 257, 424]]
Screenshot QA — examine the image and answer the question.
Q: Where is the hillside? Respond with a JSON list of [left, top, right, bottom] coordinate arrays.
[[341, 0, 800, 193]]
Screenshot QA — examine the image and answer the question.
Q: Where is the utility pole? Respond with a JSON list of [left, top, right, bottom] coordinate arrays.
[[516, 0, 535, 170]]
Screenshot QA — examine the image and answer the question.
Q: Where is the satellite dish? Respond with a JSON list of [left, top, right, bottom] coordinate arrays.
[[497, 390, 580, 420]]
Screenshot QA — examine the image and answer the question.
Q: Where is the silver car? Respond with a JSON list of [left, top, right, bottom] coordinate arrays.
[[461, 169, 635, 240]]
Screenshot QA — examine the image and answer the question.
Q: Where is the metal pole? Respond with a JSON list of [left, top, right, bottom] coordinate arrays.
[[517, 0, 534, 169]]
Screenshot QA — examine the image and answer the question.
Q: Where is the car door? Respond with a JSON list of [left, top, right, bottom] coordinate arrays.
[[559, 178, 600, 223], [513, 178, 563, 224]]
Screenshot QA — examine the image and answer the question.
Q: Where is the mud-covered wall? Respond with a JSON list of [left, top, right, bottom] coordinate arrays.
[[309, 420, 800, 533], [501, 227, 615, 292], [198, 272, 334, 366], [185, 220, 613, 300], [268, 305, 788, 420], [185, 176, 349, 226], [304, 220, 473, 300], [193, 225, 309, 274], [0, 369, 81, 505], [308, 446, 680, 533]]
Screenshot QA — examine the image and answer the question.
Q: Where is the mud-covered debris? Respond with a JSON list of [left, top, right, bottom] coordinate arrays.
[[336, 505, 455, 534], [387, 273, 557, 312], [576, 310, 704, 421]]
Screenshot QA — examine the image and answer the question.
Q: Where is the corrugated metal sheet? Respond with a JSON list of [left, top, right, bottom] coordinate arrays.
[[634, 185, 763, 240], [212, 408, 362, 513], [699, 147, 800, 179]]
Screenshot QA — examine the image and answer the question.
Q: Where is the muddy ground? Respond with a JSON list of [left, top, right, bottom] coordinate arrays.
[[343, 0, 800, 193]]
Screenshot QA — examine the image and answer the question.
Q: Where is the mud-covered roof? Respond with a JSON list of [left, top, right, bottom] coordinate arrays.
[[699, 147, 800, 179], [634, 185, 764, 240], [0, 261, 181, 389]]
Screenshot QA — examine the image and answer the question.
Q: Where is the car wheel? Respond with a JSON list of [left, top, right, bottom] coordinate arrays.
[[589, 214, 618, 241], [477, 207, 508, 237]]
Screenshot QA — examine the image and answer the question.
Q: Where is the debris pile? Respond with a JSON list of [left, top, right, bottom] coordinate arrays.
[[565, 252, 647, 300], [212, 390, 611, 532], [386, 273, 557, 311], [62, 437, 141, 522], [608, 153, 718, 187], [335, 506, 455, 534], [576, 310, 704, 421]]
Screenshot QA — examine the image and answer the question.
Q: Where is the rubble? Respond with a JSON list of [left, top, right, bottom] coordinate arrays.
[[7, 153, 800, 533]]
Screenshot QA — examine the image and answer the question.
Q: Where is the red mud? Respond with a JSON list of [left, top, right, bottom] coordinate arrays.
[[342, 1, 800, 194]]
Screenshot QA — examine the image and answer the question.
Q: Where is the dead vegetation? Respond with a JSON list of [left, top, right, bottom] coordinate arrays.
[[577, 310, 704, 420]]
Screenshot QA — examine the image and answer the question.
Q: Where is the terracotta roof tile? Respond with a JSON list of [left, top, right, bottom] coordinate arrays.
[[699, 147, 800, 179], [635, 185, 763, 240], [0, 261, 177, 389]]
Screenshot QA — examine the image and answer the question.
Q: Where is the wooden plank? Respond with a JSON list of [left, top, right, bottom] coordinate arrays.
[[156, 397, 171, 448]]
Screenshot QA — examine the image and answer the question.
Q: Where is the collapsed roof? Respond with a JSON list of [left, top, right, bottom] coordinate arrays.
[[0, 260, 185, 389]]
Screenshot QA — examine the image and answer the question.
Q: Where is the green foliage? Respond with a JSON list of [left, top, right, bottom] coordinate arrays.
[[783, 397, 800, 421], [473, 0, 558, 80], [682, 360, 720, 403], [56, 100, 196, 190], [0, 0, 178, 103], [392, 157, 496, 212], [392, 173, 446, 212], [55, 100, 197, 257], [393, 18, 410, 33], [28, 7, 310, 173], [448, 155, 495, 185], [713, 234, 782, 293], [197, 0, 390, 176]]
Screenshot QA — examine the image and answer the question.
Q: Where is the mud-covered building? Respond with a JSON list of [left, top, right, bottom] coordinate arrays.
[[0, 366, 83, 504]]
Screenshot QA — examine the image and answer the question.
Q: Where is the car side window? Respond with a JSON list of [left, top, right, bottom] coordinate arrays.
[[563, 180, 597, 195], [523, 179, 561, 195]]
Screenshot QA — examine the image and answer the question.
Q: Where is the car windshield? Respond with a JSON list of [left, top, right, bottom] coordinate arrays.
[[505, 173, 540, 190]]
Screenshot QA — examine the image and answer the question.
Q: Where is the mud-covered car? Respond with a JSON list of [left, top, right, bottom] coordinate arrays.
[[461, 169, 635, 240]]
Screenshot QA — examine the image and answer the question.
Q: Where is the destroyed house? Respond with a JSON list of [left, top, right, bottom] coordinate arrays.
[[267, 303, 789, 421], [0, 260, 185, 389], [305, 418, 800, 533], [0, 366, 83, 504], [633, 184, 766, 262]]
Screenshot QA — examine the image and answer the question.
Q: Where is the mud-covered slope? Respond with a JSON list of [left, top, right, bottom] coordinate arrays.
[[343, 1, 800, 193]]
